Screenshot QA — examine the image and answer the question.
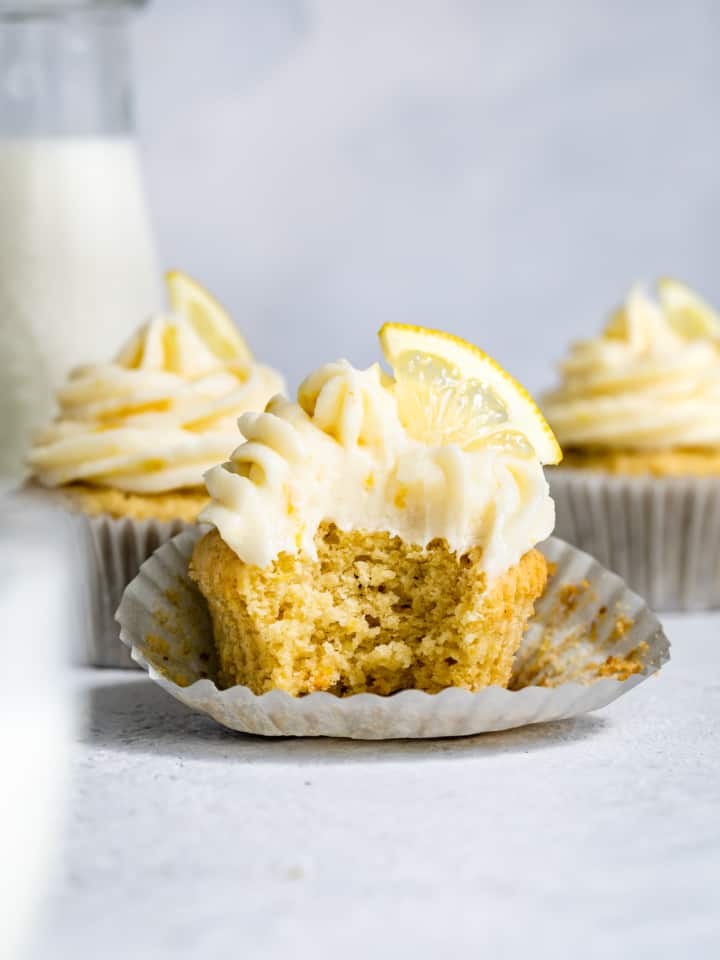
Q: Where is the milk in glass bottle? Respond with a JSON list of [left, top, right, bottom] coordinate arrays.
[[0, 0, 161, 480]]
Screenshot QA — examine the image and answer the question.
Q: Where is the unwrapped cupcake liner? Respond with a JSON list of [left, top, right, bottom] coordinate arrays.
[[73, 512, 198, 667], [116, 529, 669, 739], [549, 469, 720, 612]]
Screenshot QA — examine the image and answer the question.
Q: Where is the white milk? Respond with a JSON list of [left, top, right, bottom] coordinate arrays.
[[0, 137, 162, 479]]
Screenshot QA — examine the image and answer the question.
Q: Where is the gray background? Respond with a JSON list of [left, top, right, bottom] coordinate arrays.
[[134, 0, 720, 396]]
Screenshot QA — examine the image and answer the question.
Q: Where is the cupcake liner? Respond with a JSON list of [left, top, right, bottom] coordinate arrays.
[[73, 512, 197, 667], [116, 529, 669, 739], [549, 469, 720, 612], [15, 485, 201, 667]]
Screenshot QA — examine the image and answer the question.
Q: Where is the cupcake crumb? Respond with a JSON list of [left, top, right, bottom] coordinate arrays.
[[511, 575, 642, 689]]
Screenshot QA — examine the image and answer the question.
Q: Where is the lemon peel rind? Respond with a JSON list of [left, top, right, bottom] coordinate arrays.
[[657, 277, 720, 340], [378, 322, 562, 465], [165, 270, 253, 366]]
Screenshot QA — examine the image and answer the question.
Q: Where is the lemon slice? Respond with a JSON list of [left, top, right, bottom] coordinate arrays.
[[603, 285, 661, 347], [658, 278, 720, 340], [379, 323, 562, 464], [604, 305, 629, 339], [166, 270, 253, 365]]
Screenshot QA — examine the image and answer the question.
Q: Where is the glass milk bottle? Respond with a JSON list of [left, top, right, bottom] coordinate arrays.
[[0, 0, 162, 480]]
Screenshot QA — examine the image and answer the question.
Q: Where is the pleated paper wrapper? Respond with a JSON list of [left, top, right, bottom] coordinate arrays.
[[115, 529, 669, 739], [550, 469, 720, 611], [72, 512, 198, 667], [15, 486, 200, 668]]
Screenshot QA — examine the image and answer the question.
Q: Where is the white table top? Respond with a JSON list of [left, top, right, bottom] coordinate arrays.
[[28, 613, 720, 960]]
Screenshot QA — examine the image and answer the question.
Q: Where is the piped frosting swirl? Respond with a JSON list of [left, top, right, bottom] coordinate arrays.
[[543, 283, 720, 450], [28, 312, 284, 493], [201, 359, 554, 582]]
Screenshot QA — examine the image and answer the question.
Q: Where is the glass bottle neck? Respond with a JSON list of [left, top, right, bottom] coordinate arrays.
[[0, 3, 141, 137]]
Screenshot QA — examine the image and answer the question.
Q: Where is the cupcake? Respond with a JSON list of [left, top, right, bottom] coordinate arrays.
[[27, 271, 285, 664], [190, 323, 561, 696], [543, 279, 720, 609]]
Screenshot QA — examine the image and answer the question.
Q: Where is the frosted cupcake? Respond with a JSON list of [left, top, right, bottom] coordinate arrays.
[[28, 271, 284, 518], [27, 272, 285, 664], [543, 279, 720, 609], [190, 324, 561, 696]]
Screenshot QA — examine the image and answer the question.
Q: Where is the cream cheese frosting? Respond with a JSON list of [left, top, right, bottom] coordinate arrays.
[[543, 284, 720, 450], [28, 313, 285, 493], [201, 359, 554, 583]]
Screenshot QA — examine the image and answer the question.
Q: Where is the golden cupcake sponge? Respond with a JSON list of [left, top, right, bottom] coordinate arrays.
[[55, 482, 208, 522], [190, 523, 547, 697]]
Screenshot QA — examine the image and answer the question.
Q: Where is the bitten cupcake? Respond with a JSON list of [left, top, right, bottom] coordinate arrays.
[[190, 324, 561, 697], [27, 271, 285, 665], [543, 279, 720, 610]]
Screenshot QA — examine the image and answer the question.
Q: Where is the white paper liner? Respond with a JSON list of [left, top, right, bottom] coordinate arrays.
[[550, 469, 720, 612], [13, 485, 201, 667], [72, 512, 199, 668], [116, 530, 669, 739]]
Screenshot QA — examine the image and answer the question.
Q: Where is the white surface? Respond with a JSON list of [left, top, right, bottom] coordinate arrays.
[[26, 613, 720, 959], [135, 0, 720, 396], [0, 502, 71, 960], [0, 138, 161, 478]]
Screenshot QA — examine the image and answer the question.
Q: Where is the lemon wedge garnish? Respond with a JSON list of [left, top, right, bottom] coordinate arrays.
[[166, 270, 253, 365], [658, 278, 720, 340], [604, 305, 629, 339], [379, 323, 562, 465], [603, 285, 662, 348]]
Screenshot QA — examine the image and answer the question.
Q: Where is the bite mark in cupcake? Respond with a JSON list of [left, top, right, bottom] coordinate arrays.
[[191, 324, 559, 696]]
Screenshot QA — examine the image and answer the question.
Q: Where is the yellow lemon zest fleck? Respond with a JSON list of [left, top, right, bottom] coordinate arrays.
[[394, 485, 408, 509]]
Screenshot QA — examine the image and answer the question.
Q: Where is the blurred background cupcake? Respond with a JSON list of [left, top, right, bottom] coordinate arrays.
[[25, 271, 285, 666], [543, 279, 720, 610]]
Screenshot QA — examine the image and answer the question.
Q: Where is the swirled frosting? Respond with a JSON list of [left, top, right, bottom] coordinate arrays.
[[201, 360, 554, 582], [543, 284, 720, 450], [28, 313, 284, 493]]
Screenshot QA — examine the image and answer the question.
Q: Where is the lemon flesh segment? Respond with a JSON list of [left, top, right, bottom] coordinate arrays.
[[165, 270, 253, 366], [658, 278, 720, 340], [379, 323, 561, 465]]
